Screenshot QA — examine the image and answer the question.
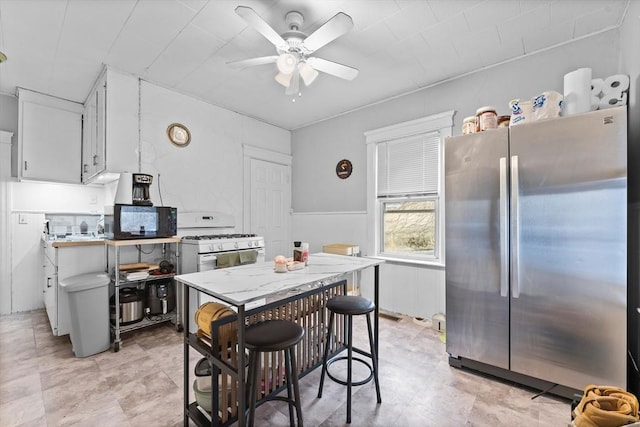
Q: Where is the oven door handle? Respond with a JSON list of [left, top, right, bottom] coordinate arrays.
[[197, 253, 218, 272], [198, 253, 218, 262]]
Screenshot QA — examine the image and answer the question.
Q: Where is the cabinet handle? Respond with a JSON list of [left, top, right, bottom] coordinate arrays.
[[93, 154, 98, 166], [24, 160, 28, 171], [46, 277, 52, 288], [83, 164, 88, 173]]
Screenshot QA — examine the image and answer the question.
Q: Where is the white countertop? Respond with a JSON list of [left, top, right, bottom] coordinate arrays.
[[175, 252, 383, 306]]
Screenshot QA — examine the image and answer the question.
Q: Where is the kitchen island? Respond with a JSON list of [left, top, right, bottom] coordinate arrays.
[[175, 252, 383, 427]]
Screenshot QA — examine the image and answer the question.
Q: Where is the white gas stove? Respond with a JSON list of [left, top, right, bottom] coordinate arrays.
[[181, 233, 264, 254], [178, 212, 266, 274], [178, 212, 267, 327]]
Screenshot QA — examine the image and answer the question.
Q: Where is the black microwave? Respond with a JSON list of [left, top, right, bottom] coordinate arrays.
[[105, 204, 177, 240]]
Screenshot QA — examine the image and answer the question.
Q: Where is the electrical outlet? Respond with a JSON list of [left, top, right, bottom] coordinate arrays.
[[18, 214, 27, 224], [89, 195, 97, 205]]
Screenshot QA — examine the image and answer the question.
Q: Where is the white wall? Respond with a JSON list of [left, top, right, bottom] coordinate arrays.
[[291, 30, 625, 319], [291, 212, 368, 255], [1, 81, 291, 314], [139, 81, 291, 227]]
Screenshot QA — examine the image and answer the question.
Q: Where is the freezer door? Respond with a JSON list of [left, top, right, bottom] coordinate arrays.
[[509, 107, 627, 389], [445, 127, 510, 369]]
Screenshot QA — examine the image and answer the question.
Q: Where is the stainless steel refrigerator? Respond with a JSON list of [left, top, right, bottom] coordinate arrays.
[[445, 107, 627, 394]]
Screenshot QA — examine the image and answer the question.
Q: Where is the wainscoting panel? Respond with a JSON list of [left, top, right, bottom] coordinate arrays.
[[292, 211, 446, 319]]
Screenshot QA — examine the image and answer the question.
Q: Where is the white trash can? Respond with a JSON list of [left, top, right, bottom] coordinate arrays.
[[59, 272, 111, 357]]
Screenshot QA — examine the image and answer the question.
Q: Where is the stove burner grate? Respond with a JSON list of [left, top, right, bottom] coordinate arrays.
[[181, 233, 257, 241]]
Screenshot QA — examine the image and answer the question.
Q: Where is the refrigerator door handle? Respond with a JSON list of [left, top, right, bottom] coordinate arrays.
[[499, 157, 508, 297], [511, 155, 520, 298]]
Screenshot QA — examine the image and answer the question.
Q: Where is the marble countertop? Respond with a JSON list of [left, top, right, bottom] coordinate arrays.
[[175, 252, 383, 306]]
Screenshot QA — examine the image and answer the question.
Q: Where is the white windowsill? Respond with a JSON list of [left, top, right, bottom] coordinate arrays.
[[370, 255, 445, 269]]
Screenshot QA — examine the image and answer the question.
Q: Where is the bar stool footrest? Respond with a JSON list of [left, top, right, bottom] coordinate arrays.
[[326, 355, 374, 387]]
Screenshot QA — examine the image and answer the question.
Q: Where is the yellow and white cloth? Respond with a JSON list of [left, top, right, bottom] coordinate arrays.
[[572, 384, 639, 427]]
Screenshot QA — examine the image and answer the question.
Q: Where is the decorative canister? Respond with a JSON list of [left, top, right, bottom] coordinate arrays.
[[497, 115, 511, 127], [462, 116, 477, 135], [476, 106, 498, 131]]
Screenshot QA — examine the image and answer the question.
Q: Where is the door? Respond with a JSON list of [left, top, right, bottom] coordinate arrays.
[[445, 127, 510, 369], [249, 158, 290, 260], [509, 108, 627, 389]]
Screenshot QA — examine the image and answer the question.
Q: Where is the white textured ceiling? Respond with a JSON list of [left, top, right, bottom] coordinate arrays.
[[0, 0, 630, 130]]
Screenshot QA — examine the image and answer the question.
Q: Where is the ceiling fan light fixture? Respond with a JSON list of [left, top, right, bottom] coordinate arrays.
[[275, 72, 292, 88], [298, 62, 318, 86], [276, 53, 297, 74]]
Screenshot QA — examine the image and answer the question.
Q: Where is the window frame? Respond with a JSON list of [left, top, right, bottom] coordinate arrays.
[[378, 195, 439, 261], [365, 111, 454, 267]]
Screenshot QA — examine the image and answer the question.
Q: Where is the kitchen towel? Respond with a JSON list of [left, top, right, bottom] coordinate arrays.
[[602, 74, 630, 94], [563, 68, 592, 116], [239, 249, 257, 265], [599, 90, 627, 109]]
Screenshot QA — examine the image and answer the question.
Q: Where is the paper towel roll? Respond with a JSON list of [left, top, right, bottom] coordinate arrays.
[[590, 95, 600, 111], [590, 78, 604, 96], [563, 68, 592, 116], [602, 74, 630, 93], [599, 91, 627, 109]]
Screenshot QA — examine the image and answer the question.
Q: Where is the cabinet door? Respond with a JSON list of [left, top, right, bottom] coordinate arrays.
[[81, 80, 106, 183], [43, 253, 57, 334], [104, 68, 138, 174], [18, 88, 83, 183], [94, 80, 106, 174], [82, 90, 97, 182]]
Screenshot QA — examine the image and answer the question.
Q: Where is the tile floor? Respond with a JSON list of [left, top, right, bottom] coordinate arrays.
[[0, 309, 571, 426]]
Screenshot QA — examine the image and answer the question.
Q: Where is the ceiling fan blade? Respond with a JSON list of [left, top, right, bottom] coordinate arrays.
[[307, 57, 359, 81], [302, 12, 354, 53], [227, 56, 278, 69], [285, 68, 300, 96], [235, 6, 288, 50]]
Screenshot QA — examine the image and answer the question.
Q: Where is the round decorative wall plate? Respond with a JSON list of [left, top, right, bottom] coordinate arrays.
[[336, 159, 353, 179], [167, 123, 191, 147]]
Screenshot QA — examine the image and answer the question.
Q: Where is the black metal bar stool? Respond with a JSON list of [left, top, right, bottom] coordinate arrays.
[[317, 295, 381, 423], [245, 319, 305, 427]]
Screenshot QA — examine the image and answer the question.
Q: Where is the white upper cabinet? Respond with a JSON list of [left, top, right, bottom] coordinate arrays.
[[82, 66, 139, 184], [18, 88, 83, 183], [82, 78, 106, 182]]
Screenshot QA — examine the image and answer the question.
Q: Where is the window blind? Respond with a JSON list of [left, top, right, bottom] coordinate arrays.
[[377, 131, 440, 197]]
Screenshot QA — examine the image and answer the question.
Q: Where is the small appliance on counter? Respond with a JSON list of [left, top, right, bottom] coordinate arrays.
[[104, 204, 177, 240], [114, 172, 154, 206], [110, 287, 145, 325], [146, 279, 176, 315]]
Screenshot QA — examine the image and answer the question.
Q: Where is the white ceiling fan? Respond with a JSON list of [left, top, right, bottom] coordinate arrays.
[[228, 6, 358, 96]]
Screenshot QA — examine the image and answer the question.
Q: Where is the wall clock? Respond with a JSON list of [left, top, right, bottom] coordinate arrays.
[[336, 159, 353, 179], [167, 123, 191, 147]]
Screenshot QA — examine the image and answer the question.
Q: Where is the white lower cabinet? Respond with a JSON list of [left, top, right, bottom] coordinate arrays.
[[43, 242, 105, 336]]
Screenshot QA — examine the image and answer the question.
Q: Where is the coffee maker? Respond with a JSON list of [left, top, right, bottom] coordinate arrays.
[[114, 172, 154, 206]]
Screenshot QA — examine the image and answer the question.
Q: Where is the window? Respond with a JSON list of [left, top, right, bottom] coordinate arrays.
[[365, 111, 454, 265], [381, 198, 437, 256]]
